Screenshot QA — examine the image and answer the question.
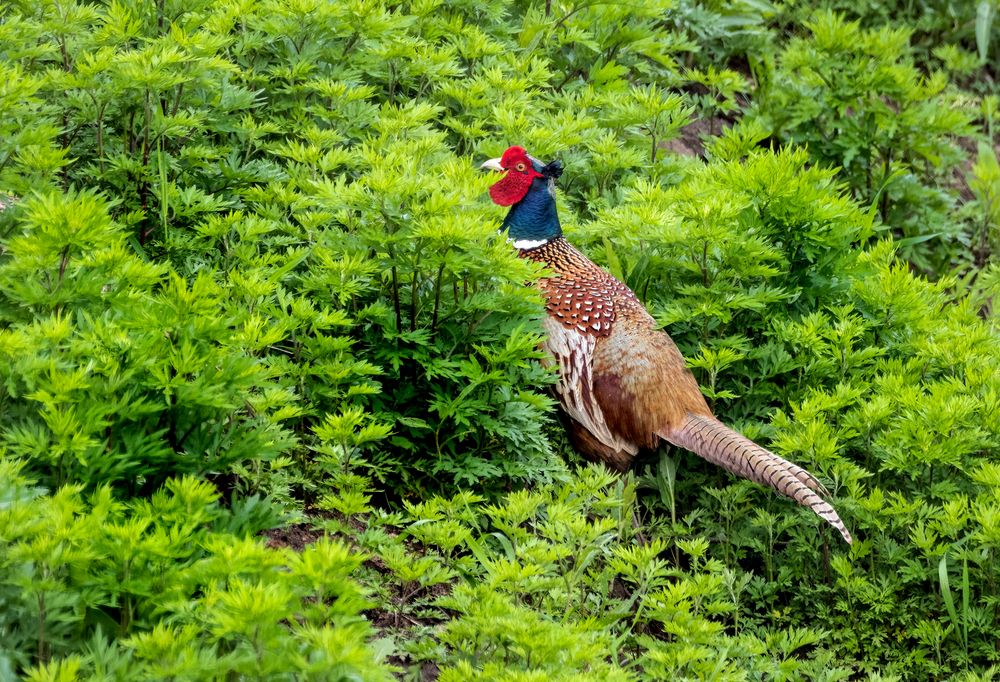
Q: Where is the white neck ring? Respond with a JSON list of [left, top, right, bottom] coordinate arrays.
[[509, 238, 548, 250]]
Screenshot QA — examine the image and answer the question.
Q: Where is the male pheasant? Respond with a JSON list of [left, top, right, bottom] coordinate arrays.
[[482, 145, 852, 544]]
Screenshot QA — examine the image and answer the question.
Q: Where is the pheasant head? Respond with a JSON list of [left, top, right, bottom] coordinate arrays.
[[481, 146, 564, 249]]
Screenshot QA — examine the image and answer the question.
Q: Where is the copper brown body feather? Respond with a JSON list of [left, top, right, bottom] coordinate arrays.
[[522, 238, 852, 544]]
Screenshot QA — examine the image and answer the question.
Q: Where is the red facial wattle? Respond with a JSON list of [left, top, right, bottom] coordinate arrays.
[[488, 146, 543, 206], [489, 169, 540, 206]]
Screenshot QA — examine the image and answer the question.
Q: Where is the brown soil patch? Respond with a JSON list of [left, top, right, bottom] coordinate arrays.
[[262, 522, 325, 551], [661, 116, 733, 158]]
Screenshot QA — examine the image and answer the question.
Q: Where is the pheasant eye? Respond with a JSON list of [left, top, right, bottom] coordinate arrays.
[[515, 162, 527, 172]]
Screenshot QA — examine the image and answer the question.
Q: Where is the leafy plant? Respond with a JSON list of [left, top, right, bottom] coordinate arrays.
[[749, 11, 977, 272], [0, 459, 390, 680]]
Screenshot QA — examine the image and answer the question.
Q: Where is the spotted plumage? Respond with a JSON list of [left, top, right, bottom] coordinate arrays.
[[482, 145, 853, 544], [520, 239, 633, 337]]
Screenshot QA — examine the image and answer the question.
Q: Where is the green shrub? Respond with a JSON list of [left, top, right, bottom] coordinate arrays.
[[0, 458, 391, 680], [748, 11, 978, 272], [0, 190, 297, 492], [572, 146, 874, 420], [784, 0, 999, 70], [375, 466, 842, 680], [0, 0, 572, 493], [567, 143, 1000, 675]]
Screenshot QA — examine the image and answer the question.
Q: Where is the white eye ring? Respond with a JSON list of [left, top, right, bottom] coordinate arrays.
[[515, 162, 527, 172]]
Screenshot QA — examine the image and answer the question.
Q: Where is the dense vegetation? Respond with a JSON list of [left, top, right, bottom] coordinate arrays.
[[0, 0, 998, 678]]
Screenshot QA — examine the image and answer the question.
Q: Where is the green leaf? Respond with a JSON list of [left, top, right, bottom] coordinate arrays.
[[977, 1, 995, 62]]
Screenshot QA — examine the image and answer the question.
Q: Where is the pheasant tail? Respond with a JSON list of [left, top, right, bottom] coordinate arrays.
[[662, 414, 853, 544]]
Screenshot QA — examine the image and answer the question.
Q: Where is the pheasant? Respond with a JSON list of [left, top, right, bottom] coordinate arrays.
[[481, 145, 852, 544]]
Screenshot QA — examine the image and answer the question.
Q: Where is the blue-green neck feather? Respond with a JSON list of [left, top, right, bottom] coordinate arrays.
[[502, 176, 562, 242]]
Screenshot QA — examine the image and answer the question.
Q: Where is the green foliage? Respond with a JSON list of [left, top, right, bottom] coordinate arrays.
[[574, 146, 875, 422], [0, 460, 390, 680], [0, 190, 296, 491], [748, 11, 978, 272], [669, 0, 777, 71], [300, 137, 560, 487], [0, 0, 579, 494], [571, 141, 1000, 678], [784, 0, 1000, 70], [966, 143, 1000, 265], [566, 139, 1000, 678], [360, 466, 844, 680]]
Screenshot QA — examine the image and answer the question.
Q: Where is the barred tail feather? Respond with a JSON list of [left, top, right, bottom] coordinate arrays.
[[662, 413, 852, 544]]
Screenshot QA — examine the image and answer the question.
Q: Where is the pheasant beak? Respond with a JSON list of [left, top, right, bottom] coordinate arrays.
[[480, 158, 505, 172]]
